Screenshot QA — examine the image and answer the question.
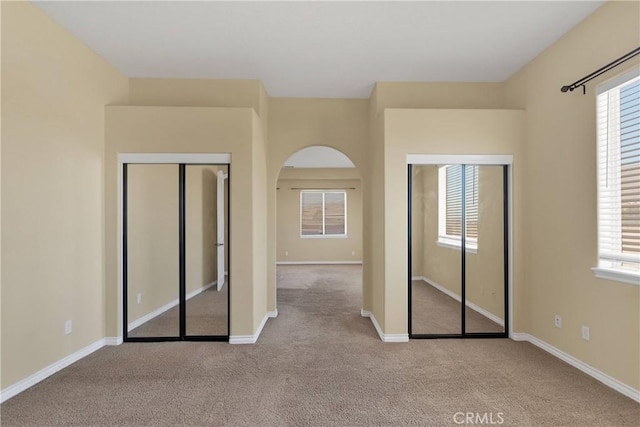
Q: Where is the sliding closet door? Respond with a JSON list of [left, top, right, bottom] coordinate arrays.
[[408, 160, 509, 339], [185, 165, 229, 337], [464, 165, 506, 334], [125, 164, 180, 338], [410, 164, 462, 336]]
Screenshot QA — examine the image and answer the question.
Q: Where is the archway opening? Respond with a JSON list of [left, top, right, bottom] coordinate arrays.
[[275, 146, 364, 332]]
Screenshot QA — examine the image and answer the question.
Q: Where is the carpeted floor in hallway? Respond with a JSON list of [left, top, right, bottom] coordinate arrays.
[[1, 265, 638, 426]]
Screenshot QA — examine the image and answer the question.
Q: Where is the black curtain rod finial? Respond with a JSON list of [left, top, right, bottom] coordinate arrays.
[[561, 85, 571, 93]]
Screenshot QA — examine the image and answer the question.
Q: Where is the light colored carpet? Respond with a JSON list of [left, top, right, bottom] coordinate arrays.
[[411, 279, 504, 335], [1, 265, 638, 426]]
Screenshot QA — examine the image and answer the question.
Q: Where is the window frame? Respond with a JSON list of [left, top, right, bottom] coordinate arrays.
[[437, 165, 478, 253], [299, 190, 348, 239], [592, 67, 640, 286]]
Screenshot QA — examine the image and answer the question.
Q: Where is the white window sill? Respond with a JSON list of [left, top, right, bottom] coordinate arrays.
[[592, 267, 640, 286], [436, 238, 478, 254], [300, 234, 348, 239]]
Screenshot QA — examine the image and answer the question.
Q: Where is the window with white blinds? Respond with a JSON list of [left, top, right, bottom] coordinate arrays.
[[595, 69, 640, 284], [438, 165, 478, 251], [300, 191, 347, 237]]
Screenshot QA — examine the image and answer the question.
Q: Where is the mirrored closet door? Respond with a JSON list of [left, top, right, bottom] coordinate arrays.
[[409, 159, 509, 338], [124, 162, 229, 342]]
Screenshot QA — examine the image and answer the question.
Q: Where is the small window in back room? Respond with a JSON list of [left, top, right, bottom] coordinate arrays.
[[300, 191, 347, 237], [437, 164, 478, 251], [595, 69, 640, 284]]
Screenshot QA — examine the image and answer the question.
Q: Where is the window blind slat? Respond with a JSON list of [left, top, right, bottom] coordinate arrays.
[[597, 75, 640, 273], [445, 165, 478, 240]]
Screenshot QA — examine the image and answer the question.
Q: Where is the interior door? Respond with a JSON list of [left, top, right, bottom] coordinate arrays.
[[217, 170, 227, 291]]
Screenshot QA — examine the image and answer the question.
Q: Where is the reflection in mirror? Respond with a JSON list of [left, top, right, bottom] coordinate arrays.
[[127, 164, 180, 338], [465, 165, 505, 334], [185, 165, 229, 336], [411, 164, 462, 335]]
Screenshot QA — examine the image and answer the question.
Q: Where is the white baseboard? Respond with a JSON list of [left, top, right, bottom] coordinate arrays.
[[361, 309, 409, 343], [2, 295, 268, 402], [0, 338, 106, 404], [127, 299, 178, 332], [104, 336, 123, 346], [276, 261, 363, 265], [414, 276, 505, 327], [229, 310, 278, 344], [127, 281, 216, 332], [511, 332, 640, 403]]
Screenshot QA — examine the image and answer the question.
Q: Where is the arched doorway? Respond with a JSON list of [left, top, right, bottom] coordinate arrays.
[[275, 146, 364, 331]]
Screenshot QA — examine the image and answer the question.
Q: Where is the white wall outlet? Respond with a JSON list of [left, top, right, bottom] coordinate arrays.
[[137, 293, 141, 304], [352, 251, 356, 256], [64, 320, 72, 335], [581, 325, 590, 341], [285, 251, 288, 257], [554, 315, 562, 328]]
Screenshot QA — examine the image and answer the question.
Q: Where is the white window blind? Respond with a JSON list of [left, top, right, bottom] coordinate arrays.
[[438, 165, 478, 250], [596, 71, 640, 277], [300, 191, 346, 237]]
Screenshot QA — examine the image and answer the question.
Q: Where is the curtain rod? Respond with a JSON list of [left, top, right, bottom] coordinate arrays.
[[561, 47, 640, 94]]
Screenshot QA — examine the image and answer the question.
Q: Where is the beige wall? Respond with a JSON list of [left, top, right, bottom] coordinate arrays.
[[0, 0, 3, 391], [130, 78, 264, 115], [252, 112, 268, 330], [412, 165, 505, 321], [126, 164, 180, 325], [276, 170, 362, 263], [186, 165, 219, 293], [365, 86, 386, 325], [1, 2, 129, 388], [374, 82, 505, 113], [367, 81, 512, 329], [105, 106, 266, 338], [130, 78, 270, 151], [186, 164, 230, 289], [504, 0, 640, 389], [383, 109, 525, 335], [267, 98, 369, 312]]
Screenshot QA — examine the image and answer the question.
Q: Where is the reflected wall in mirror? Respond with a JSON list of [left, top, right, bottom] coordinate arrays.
[[411, 164, 462, 335], [464, 165, 505, 334], [185, 165, 229, 336], [126, 164, 180, 338]]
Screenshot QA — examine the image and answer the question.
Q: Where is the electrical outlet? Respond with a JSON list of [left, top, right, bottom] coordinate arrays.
[[554, 315, 562, 328], [285, 251, 288, 257], [581, 325, 590, 341], [64, 320, 72, 335], [137, 293, 141, 304], [352, 251, 356, 256]]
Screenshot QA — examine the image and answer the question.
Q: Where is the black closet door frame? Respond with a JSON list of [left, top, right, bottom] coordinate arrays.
[[120, 154, 231, 343], [407, 155, 512, 339]]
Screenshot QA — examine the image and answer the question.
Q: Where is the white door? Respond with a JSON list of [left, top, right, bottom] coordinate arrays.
[[216, 170, 227, 291]]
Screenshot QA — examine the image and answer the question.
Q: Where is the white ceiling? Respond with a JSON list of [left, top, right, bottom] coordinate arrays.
[[34, 1, 604, 98], [283, 146, 355, 168]]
